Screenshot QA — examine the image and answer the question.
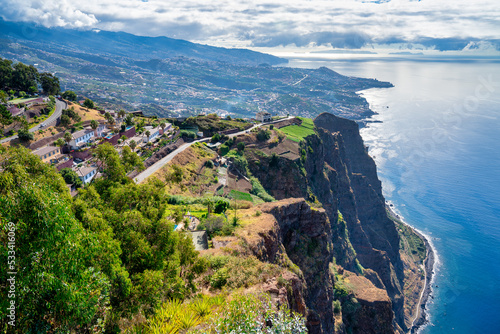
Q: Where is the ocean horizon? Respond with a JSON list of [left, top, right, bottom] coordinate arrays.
[[284, 57, 500, 333]]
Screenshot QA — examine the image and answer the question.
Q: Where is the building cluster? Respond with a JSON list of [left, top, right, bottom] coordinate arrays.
[[31, 115, 172, 191]]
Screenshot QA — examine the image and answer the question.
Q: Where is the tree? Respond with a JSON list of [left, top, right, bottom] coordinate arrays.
[[83, 98, 94, 109], [94, 142, 127, 183], [237, 142, 245, 152], [211, 133, 221, 143], [121, 145, 144, 173], [60, 168, 83, 188], [0, 90, 8, 103], [0, 104, 12, 124], [11, 62, 38, 92], [62, 90, 77, 101], [60, 114, 71, 127], [145, 130, 151, 139], [129, 139, 137, 151], [160, 122, 166, 132], [166, 164, 184, 184], [118, 109, 126, 118], [54, 138, 65, 148], [0, 58, 13, 90], [0, 147, 110, 332], [39, 72, 60, 95], [256, 129, 271, 141], [90, 119, 99, 137], [28, 85, 38, 95], [125, 114, 134, 126], [18, 127, 33, 142], [64, 131, 72, 146], [214, 199, 229, 214]]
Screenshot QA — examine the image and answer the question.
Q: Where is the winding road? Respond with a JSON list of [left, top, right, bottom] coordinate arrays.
[[0, 99, 67, 144], [133, 116, 293, 184]]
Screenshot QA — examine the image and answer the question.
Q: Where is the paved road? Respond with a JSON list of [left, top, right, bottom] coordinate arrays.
[[0, 99, 66, 144], [133, 116, 294, 184]]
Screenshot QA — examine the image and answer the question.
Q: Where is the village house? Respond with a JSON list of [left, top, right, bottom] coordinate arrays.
[[143, 126, 161, 143], [32, 145, 63, 164], [69, 129, 94, 150], [255, 111, 272, 123], [76, 166, 97, 185]]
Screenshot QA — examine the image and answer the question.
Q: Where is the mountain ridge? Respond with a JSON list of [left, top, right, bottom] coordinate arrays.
[[0, 18, 286, 66]]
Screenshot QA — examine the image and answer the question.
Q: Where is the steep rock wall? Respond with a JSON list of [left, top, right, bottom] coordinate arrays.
[[313, 113, 405, 328]]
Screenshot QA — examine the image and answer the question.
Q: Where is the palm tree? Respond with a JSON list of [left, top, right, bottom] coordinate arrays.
[[54, 138, 65, 148], [129, 139, 137, 151], [118, 109, 126, 118], [145, 130, 151, 142], [64, 131, 72, 147], [90, 119, 99, 137], [160, 122, 166, 134]]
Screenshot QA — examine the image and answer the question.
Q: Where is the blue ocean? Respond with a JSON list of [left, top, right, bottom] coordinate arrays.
[[286, 58, 500, 333]]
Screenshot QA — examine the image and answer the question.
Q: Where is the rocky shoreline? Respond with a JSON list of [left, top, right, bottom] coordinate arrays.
[[386, 204, 436, 333]]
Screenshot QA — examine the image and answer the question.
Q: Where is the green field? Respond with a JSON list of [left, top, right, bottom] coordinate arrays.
[[280, 117, 316, 142], [9, 97, 40, 104], [228, 190, 253, 202], [228, 190, 265, 204]]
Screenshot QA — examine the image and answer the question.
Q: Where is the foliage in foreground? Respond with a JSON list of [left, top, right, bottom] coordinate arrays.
[[143, 293, 307, 334], [0, 146, 205, 332]]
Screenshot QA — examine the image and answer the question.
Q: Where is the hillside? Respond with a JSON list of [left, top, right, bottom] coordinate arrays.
[[0, 19, 392, 120], [0, 19, 285, 66]]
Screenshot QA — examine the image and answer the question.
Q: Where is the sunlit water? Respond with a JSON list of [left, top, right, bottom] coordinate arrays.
[[285, 58, 500, 333]]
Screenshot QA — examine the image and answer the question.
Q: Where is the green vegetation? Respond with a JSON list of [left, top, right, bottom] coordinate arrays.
[[62, 90, 77, 101], [177, 114, 249, 135], [250, 177, 275, 202], [391, 213, 427, 263], [280, 117, 316, 142], [17, 127, 33, 142], [256, 128, 271, 141], [83, 98, 94, 109], [229, 189, 253, 202], [0, 57, 59, 95], [143, 293, 306, 334], [60, 167, 83, 188]]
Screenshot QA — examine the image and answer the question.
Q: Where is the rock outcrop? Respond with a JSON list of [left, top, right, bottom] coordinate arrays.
[[242, 113, 413, 332]]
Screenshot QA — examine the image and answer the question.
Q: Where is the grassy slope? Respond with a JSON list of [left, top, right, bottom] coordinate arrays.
[[279, 117, 315, 142]]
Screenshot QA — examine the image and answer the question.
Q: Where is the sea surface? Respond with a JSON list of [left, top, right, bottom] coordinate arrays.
[[285, 57, 500, 333]]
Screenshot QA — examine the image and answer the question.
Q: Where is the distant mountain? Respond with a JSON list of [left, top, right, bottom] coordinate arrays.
[[0, 19, 286, 66]]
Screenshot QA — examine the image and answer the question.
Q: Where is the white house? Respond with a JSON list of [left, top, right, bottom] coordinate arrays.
[[256, 112, 272, 123], [96, 123, 107, 137], [143, 126, 161, 143], [69, 129, 94, 149], [76, 166, 97, 184]]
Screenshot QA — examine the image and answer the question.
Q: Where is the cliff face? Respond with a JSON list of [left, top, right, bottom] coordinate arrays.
[[244, 199, 336, 333], [238, 198, 396, 334], [313, 113, 405, 328], [244, 113, 410, 332]]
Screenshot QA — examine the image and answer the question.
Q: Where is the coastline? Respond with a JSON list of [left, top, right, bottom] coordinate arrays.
[[386, 203, 436, 334]]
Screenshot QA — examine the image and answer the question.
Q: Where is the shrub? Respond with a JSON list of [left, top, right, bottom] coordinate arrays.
[[250, 177, 275, 202], [333, 300, 342, 314], [17, 128, 34, 142], [211, 133, 221, 143], [205, 159, 214, 168], [214, 199, 229, 214], [256, 129, 271, 141], [219, 144, 229, 156], [237, 141, 245, 152]]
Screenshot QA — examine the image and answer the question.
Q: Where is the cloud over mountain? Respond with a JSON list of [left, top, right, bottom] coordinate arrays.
[[1, 0, 499, 51]]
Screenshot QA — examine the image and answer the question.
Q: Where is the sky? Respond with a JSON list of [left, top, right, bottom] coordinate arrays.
[[1, 0, 499, 53]]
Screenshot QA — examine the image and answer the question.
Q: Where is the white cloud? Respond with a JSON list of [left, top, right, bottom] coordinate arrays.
[[1, 0, 499, 49]]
